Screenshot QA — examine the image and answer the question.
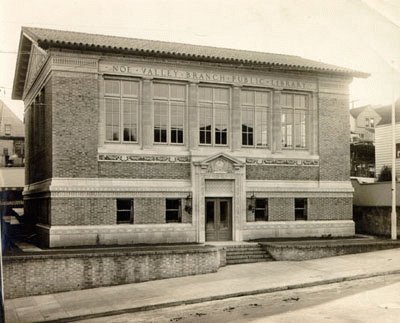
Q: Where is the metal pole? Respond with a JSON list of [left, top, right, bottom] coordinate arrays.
[[391, 96, 397, 240], [0, 209, 5, 323]]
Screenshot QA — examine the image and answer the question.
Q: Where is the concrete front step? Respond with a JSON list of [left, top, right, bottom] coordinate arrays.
[[226, 258, 269, 264], [224, 244, 274, 265], [226, 250, 267, 255], [227, 254, 269, 259]]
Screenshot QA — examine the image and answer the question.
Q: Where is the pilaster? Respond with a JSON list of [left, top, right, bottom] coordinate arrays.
[[231, 86, 242, 151], [188, 82, 199, 150], [311, 92, 319, 155], [272, 89, 282, 153], [142, 78, 153, 149]]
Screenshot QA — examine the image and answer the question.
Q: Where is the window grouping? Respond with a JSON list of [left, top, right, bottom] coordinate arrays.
[[241, 90, 270, 147], [153, 83, 186, 144], [105, 79, 139, 142], [115, 198, 185, 224], [281, 93, 308, 149], [199, 87, 229, 146], [104, 79, 312, 151]]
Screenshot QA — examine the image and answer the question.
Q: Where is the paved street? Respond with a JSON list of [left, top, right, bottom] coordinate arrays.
[[5, 248, 400, 322], [80, 274, 400, 322]]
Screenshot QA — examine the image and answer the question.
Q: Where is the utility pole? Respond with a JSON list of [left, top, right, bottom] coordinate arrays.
[[0, 213, 4, 323], [391, 68, 397, 240]]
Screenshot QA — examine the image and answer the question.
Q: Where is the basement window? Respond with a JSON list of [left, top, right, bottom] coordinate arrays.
[[166, 199, 182, 223], [295, 198, 307, 220], [116, 199, 133, 224]]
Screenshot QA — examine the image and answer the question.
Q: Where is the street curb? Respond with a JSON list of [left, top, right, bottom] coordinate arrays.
[[39, 269, 400, 323]]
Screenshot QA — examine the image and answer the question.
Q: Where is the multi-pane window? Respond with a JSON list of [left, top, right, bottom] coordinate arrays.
[[116, 199, 134, 224], [281, 93, 308, 149], [241, 90, 270, 147], [255, 198, 268, 221], [153, 83, 185, 144], [199, 87, 229, 146], [294, 198, 307, 220], [105, 79, 139, 142], [166, 199, 182, 223]]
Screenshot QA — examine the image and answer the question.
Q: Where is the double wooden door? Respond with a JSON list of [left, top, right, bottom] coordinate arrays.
[[205, 198, 232, 241]]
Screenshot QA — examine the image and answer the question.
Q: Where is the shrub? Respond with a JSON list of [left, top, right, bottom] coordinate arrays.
[[378, 165, 392, 182]]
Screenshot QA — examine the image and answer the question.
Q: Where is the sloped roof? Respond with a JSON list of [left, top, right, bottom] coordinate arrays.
[[375, 99, 400, 126], [13, 26, 369, 99], [350, 104, 382, 118], [350, 106, 368, 118]]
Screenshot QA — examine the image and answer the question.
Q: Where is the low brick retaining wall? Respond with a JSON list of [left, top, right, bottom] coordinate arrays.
[[260, 240, 400, 261], [4, 245, 220, 299]]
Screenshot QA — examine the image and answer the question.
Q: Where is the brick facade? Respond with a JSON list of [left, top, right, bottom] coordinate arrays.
[[134, 198, 192, 224], [308, 197, 353, 221], [98, 162, 191, 179], [51, 74, 99, 178], [14, 28, 360, 247], [50, 198, 115, 225], [269, 198, 295, 221], [318, 93, 351, 181], [246, 197, 352, 223], [246, 165, 319, 181]]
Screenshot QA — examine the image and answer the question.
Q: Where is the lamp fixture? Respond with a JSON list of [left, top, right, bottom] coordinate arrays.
[[185, 193, 192, 214]]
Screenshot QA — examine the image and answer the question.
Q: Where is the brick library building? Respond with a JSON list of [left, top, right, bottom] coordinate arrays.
[[12, 27, 367, 247]]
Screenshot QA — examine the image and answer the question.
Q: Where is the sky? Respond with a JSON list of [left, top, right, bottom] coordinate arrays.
[[1, 0, 400, 120]]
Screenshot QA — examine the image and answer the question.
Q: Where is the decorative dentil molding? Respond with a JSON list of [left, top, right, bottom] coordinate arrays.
[[246, 158, 319, 166], [98, 154, 191, 163], [98, 154, 318, 167]]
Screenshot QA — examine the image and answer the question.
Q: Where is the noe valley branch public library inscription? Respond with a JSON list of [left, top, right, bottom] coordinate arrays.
[[100, 63, 317, 90]]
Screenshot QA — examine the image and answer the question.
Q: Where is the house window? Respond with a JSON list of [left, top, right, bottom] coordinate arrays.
[[4, 124, 11, 136], [255, 198, 268, 221], [281, 93, 308, 149], [295, 198, 307, 220], [365, 118, 374, 128], [241, 90, 270, 147], [116, 199, 133, 224], [153, 83, 185, 144], [199, 87, 229, 146], [105, 79, 139, 143], [166, 198, 182, 223]]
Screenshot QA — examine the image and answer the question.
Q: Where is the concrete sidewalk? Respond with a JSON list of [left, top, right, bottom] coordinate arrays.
[[5, 248, 400, 322]]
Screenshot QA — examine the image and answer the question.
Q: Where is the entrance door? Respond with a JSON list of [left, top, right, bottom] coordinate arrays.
[[205, 198, 232, 241]]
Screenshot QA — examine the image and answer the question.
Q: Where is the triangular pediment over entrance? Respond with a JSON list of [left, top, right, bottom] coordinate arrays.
[[194, 153, 244, 173]]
